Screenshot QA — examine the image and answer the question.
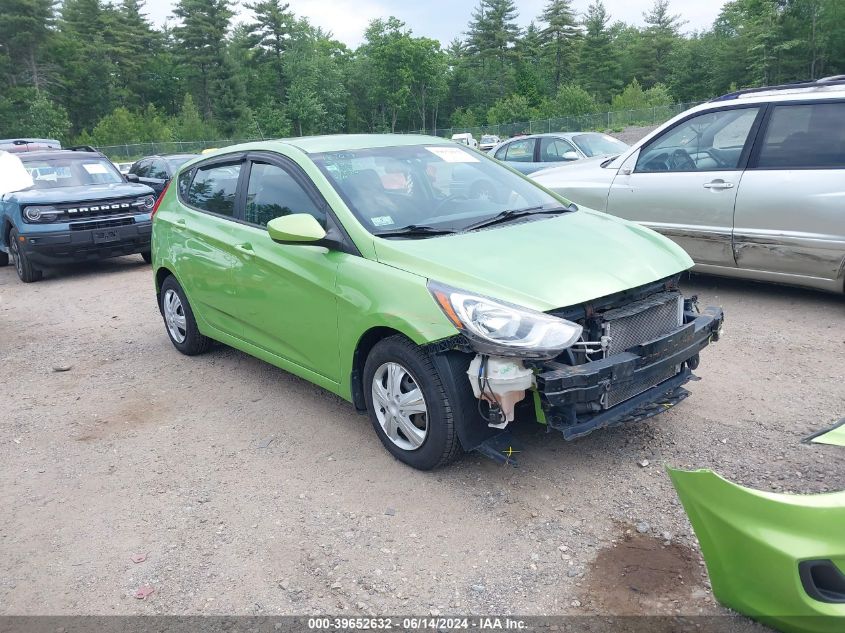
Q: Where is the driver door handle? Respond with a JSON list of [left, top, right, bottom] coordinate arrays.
[[234, 243, 255, 256], [703, 180, 734, 190]]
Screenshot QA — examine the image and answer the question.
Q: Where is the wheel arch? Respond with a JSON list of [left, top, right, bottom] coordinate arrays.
[[349, 326, 408, 411]]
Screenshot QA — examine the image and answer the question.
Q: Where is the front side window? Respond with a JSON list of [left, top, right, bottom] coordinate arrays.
[[504, 139, 536, 162], [21, 157, 124, 189], [756, 102, 845, 169], [186, 163, 241, 217], [312, 144, 565, 236], [636, 107, 760, 173], [539, 137, 577, 162], [245, 162, 324, 227]]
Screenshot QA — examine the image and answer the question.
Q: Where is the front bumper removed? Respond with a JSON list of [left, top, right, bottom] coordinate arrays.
[[535, 305, 724, 439]]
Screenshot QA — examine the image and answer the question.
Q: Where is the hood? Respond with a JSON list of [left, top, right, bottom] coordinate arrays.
[[373, 210, 692, 311], [5, 182, 155, 204]]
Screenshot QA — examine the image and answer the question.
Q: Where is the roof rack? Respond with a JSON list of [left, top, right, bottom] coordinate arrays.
[[711, 75, 845, 102]]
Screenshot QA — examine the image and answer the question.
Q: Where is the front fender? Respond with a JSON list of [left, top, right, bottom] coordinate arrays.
[[668, 468, 845, 633]]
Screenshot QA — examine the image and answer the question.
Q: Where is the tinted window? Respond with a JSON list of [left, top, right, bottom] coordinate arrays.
[[150, 159, 168, 180], [245, 162, 324, 227], [539, 137, 576, 162], [504, 139, 535, 162], [637, 107, 760, 173], [757, 103, 845, 169], [132, 160, 150, 177], [177, 169, 193, 198], [187, 163, 241, 217]]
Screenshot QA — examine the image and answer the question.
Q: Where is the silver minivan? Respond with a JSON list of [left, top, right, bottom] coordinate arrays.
[[533, 77, 845, 293]]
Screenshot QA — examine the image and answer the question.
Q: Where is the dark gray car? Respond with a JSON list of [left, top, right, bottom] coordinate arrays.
[[128, 154, 198, 195]]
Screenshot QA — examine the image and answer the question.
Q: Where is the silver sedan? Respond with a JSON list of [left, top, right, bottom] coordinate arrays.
[[489, 132, 629, 174]]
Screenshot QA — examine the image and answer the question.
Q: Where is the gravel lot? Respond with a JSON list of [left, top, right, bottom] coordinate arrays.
[[1, 257, 843, 619]]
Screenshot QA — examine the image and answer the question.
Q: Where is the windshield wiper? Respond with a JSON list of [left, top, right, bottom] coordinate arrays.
[[374, 224, 457, 239], [601, 155, 619, 168], [463, 204, 576, 232]]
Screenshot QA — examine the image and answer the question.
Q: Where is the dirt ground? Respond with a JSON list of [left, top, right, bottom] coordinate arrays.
[[1, 257, 843, 620]]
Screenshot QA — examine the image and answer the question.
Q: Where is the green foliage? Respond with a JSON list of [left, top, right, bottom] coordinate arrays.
[[611, 79, 673, 111], [2, 0, 842, 144]]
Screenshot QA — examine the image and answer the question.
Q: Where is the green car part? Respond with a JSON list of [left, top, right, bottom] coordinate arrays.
[[806, 419, 845, 447], [668, 468, 845, 633]]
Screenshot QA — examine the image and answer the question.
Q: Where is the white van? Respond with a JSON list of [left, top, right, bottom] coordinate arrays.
[[450, 133, 478, 148]]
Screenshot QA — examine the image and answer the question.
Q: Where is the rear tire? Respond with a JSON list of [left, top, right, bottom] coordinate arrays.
[[9, 228, 42, 283], [159, 275, 211, 355], [141, 251, 152, 264], [0, 251, 8, 266], [363, 335, 462, 470]]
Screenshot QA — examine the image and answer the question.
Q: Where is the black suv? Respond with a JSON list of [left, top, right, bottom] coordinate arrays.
[[0, 149, 157, 282], [128, 154, 198, 195]]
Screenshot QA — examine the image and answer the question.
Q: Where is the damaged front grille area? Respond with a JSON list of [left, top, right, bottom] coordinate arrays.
[[602, 291, 683, 407]]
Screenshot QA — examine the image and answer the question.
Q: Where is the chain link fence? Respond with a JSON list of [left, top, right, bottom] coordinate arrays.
[[96, 102, 702, 161]]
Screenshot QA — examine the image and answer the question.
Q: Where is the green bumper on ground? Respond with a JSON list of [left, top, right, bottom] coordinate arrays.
[[668, 468, 845, 633]]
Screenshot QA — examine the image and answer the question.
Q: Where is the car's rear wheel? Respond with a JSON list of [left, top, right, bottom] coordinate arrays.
[[9, 229, 42, 283], [159, 275, 211, 355], [0, 251, 8, 266], [363, 335, 462, 470]]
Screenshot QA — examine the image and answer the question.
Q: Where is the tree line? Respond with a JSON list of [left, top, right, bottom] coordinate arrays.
[[0, 0, 842, 147]]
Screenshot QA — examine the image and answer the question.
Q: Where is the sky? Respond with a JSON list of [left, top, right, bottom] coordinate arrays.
[[142, 0, 730, 48]]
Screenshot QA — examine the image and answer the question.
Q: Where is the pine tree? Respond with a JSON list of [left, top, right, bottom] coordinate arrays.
[[578, 0, 621, 103], [0, 0, 57, 90], [635, 0, 685, 86], [244, 0, 294, 100], [466, 0, 521, 99], [539, 0, 579, 90], [173, 0, 234, 120]]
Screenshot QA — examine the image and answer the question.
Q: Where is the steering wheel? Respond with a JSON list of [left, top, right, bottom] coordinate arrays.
[[433, 193, 469, 214], [669, 149, 696, 171]]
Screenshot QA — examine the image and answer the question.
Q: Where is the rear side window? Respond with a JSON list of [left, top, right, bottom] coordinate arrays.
[[539, 137, 576, 162], [150, 159, 168, 179], [756, 103, 845, 169], [504, 139, 535, 162], [244, 162, 324, 227], [177, 169, 193, 198], [186, 163, 241, 217]]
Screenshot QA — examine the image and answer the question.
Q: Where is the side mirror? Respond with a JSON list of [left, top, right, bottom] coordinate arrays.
[[267, 214, 327, 244], [562, 151, 579, 161], [125, 173, 139, 182]]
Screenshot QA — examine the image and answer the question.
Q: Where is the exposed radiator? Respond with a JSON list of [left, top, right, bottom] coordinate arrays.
[[602, 291, 683, 407]]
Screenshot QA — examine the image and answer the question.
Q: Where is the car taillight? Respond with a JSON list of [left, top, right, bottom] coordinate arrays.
[[151, 181, 170, 219]]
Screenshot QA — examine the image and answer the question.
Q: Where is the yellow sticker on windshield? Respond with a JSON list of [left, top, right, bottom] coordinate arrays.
[[425, 146, 479, 163]]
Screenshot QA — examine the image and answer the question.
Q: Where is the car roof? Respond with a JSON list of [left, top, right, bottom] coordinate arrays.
[[711, 75, 845, 102], [203, 134, 453, 156], [16, 150, 103, 160]]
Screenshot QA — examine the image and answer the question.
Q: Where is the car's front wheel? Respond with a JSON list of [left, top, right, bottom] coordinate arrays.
[[9, 228, 42, 283], [159, 275, 211, 355], [141, 251, 152, 264], [363, 335, 462, 470]]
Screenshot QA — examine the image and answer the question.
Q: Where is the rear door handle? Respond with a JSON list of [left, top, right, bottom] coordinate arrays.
[[234, 243, 255, 256], [703, 180, 734, 190]]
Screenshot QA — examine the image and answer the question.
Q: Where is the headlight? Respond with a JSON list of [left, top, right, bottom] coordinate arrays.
[[23, 205, 59, 222], [135, 195, 156, 211], [428, 281, 582, 359]]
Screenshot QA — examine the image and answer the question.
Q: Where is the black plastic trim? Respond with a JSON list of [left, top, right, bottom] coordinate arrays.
[[799, 560, 845, 604]]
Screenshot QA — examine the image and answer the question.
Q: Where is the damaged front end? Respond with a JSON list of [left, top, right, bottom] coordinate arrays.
[[428, 275, 723, 454]]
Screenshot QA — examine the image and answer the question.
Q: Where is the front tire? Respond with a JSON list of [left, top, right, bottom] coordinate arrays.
[[141, 251, 152, 264], [9, 228, 42, 283], [159, 275, 211, 355], [363, 335, 462, 470]]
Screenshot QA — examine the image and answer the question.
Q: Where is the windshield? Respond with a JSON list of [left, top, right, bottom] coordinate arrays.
[[21, 157, 124, 189], [571, 133, 628, 157], [480, 135, 497, 143], [312, 144, 565, 236]]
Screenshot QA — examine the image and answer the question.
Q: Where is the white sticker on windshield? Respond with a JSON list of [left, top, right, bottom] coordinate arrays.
[[371, 215, 394, 227], [425, 146, 479, 163], [83, 162, 109, 175]]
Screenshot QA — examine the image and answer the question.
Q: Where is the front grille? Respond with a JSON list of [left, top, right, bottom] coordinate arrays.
[[55, 198, 147, 222], [601, 291, 683, 407], [69, 217, 134, 231]]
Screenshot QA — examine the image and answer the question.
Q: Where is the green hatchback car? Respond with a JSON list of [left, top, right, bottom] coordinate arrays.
[[151, 135, 723, 469]]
